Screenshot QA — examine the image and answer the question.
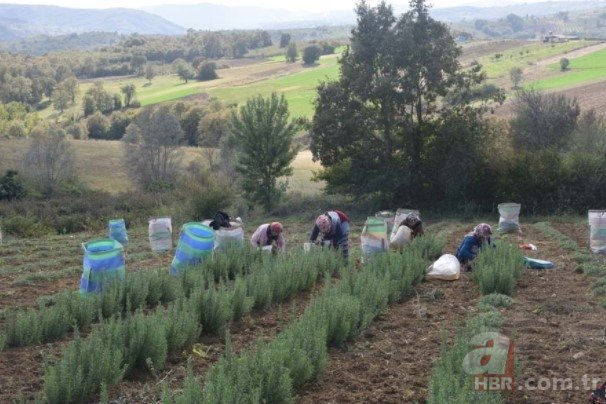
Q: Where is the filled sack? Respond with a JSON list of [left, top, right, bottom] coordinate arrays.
[[426, 254, 461, 281], [498, 203, 521, 233], [589, 210, 606, 254], [361, 216, 388, 260], [390, 224, 412, 250]]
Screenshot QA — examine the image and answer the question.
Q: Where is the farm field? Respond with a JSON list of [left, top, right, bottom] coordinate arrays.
[[0, 215, 604, 403], [531, 46, 606, 90], [49, 52, 340, 120], [0, 139, 323, 195]]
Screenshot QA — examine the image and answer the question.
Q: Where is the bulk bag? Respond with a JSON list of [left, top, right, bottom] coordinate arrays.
[[215, 222, 244, 250], [498, 203, 521, 233], [202, 219, 244, 250], [589, 210, 606, 254], [80, 239, 125, 294], [108, 218, 128, 245], [391, 209, 420, 239], [375, 211, 395, 235], [149, 217, 173, 252], [170, 222, 214, 275], [361, 216, 388, 259], [426, 254, 460, 281]]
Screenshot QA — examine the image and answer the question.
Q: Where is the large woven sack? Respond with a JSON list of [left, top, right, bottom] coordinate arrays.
[[426, 254, 461, 281], [589, 210, 606, 254], [498, 203, 521, 233], [390, 225, 412, 250]]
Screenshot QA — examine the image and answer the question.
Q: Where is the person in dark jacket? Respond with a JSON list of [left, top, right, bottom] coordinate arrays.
[[456, 223, 494, 271], [310, 210, 350, 260]]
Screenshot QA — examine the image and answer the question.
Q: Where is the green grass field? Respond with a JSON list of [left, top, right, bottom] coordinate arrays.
[[70, 54, 340, 119], [474, 40, 597, 80], [530, 47, 606, 90], [208, 55, 339, 118]]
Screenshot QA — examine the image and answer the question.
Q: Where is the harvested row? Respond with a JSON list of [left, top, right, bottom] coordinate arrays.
[[162, 236, 443, 402]]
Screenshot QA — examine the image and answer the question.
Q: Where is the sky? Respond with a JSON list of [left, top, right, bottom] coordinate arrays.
[[0, 0, 594, 12]]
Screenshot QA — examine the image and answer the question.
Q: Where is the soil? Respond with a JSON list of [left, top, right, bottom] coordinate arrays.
[[296, 221, 605, 404], [2, 219, 603, 403]]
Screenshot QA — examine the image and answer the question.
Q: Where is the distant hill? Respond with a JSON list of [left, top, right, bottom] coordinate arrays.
[[1, 32, 124, 55], [0, 4, 186, 41], [143, 1, 606, 30]]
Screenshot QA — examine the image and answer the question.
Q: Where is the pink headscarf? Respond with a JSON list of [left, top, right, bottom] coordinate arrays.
[[474, 223, 492, 238], [315, 214, 331, 234]]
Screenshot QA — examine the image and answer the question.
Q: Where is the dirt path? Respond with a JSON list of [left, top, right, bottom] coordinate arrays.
[[297, 224, 479, 403], [502, 223, 603, 403]]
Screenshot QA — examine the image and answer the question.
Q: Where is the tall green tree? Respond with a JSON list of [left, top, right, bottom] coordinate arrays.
[[231, 93, 298, 210], [285, 41, 298, 63], [121, 84, 136, 108], [123, 106, 185, 190], [310, 0, 496, 204], [510, 88, 580, 152]]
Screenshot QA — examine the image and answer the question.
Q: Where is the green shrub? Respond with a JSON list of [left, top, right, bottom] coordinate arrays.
[[165, 299, 201, 353], [478, 293, 514, 308], [231, 278, 253, 321], [408, 234, 446, 261], [175, 363, 204, 404], [44, 331, 125, 404], [247, 270, 273, 310], [474, 243, 524, 295], [0, 333, 6, 352], [534, 222, 578, 251], [4, 308, 44, 346], [194, 284, 234, 335], [2, 215, 51, 237]]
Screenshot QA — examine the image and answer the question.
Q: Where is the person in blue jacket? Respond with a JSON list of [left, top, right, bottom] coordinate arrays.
[[456, 223, 494, 271], [310, 210, 350, 260]]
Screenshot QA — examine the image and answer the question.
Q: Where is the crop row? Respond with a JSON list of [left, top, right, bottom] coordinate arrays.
[[162, 236, 445, 402], [42, 248, 343, 403], [428, 242, 524, 402], [535, 222, 606, 306], [0, 246, 262, 349]]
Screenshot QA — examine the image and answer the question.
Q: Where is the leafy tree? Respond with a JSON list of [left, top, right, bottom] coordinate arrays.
[[86, 112, 110, 139], [198, 101, 230, 148], [231, 93, 298, 210], [176, 61, 195, 83], [62, 77, 79, 103], [22, 126, 76, 197], [131, 53, 147, 76], [52, 86, 71, 113], [506, 13, 524, 32], [145, 64, 156, 83], [181, 106, 206, 146], [310, 0, 496, 204], [83, 95, 95, 117], [123, 106, 185, 190], [108, 111, 132, 140], [279, 33, 291, 48], [197, 62, 218, 81], [572, 109, 606, 155], [510, 88, 580, 152], [509, 67, 523, 88], [302, 45, 322, 65], [121, 84, 136, 108], [0, 170, 25, 201], [560, 57, 570, 71], [285, 41, 298, 63]]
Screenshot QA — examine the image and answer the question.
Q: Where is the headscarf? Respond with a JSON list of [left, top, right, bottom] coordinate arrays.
[[474, 223, 492, 238], [270, 222, 283, 235], [315, 214, 331, 234], [402, 213, 421, 230]]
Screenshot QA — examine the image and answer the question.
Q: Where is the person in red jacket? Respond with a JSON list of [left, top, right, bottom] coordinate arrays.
[[310, 210, 350, 260]]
